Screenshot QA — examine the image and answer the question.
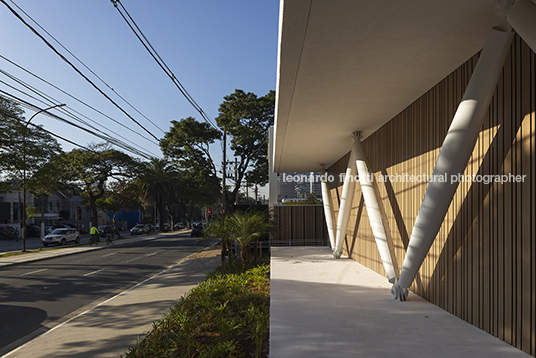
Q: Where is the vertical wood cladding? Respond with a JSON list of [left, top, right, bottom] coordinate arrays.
[[327, 35, 535, 355], [272, 205, 328, 246]]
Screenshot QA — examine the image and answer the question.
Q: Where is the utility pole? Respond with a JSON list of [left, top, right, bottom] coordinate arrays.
[[234, 157, 238, 205], [221, 131, 227, 212]]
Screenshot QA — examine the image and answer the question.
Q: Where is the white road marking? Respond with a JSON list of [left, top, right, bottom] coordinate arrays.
[[83, 268, 105, 277], [146, 252, 158, 257], [103, 252, 117, 257], [19, 268, 48, 276]]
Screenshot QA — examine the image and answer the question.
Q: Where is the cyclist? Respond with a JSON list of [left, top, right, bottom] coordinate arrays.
[[89, 225, 99, 245], [104, 225, 115, 245]]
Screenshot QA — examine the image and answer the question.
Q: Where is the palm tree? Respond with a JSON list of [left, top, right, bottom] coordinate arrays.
[[204, 216, 236, 272], [230, 211, 271, 271], [137, 158, 177, 232]]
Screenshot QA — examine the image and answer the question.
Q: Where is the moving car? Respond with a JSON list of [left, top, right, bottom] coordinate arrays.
[[130, 224, 148, 235], [42, 228, 80, 246], [190, 224, 204, 237], [98, 225, 116, 237]]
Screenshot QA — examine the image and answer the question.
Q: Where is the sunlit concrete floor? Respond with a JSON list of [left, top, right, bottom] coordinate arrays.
[[270, 246, 530, 358]]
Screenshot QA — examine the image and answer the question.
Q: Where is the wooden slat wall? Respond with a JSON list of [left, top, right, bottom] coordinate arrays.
[[272, 205, 328, 246], [327, 34, 535, 356]]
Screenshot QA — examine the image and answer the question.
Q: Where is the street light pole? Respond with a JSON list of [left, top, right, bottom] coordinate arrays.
[[22, 103, 66, 252]]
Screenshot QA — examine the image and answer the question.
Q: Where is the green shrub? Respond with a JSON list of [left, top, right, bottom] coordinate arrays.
[[125, 261, 270, 358]]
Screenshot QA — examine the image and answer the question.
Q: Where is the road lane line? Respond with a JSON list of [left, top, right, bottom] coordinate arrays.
[[103, 252, 117, 257], [1, 241, 219, 358], [19, 268, 48, 276], [146, 252, 158, 257], [83, 268, 105, 277]]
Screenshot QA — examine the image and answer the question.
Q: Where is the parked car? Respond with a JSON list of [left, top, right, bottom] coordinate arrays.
[[174, 222, 185, 230], [77, 227, 88, 234], [42, 228, 80, 246], [156, 223, 170, 232], [190, 224, 204, 237], [26, 225, 41, 238], [0, 225, 19, 240], [130, 224, 148, 235], [98, 225, 116, 237]]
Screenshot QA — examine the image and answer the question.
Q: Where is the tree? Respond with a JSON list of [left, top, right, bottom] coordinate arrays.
[[96, 180, 142, 236], [57, 144, 138, 225], [216, 89, 275, 208], [204, 215, 236, 272], [230, 211, 272, 271], [160, 90, 275, 212], [136, 158, 178, 232], [160, 117, 222, 222], [0, 96, 62, 190]]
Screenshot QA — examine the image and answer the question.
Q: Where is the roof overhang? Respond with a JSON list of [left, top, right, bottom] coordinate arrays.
[[274, 0, 501, 172]]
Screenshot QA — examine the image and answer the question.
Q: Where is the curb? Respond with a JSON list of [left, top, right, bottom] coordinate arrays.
[[0, 231, 191, 268]]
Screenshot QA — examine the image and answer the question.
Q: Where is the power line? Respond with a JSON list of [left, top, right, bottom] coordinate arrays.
[[0, 89, 154, 159], [6, 0, 166, 135], [0, 66, 161, 157], [0, 79, 156, 158], [1, 0, 160, 142], [111, 0, 221, 132], [0, 54, 160, 147]]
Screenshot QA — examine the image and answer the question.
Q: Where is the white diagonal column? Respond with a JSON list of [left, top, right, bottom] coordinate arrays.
[[507, 0, 536, 53], [320, 164, 336, 249], [333, 138, 357, 258], [394, 25, 514, 300], [354, 137, 399, 283]]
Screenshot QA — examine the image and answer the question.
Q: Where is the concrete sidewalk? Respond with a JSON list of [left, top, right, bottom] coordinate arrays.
[[2, 246, 220, 358], [270, 247, 530, 358]]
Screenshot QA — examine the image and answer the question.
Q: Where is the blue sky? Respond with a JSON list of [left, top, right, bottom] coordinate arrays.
[[0, 0, 279, 172]]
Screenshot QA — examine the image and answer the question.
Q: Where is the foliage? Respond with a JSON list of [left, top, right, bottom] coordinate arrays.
[[160, 118, 221, 218], [96, 180, 142, 235], [204, 216, 237, 272], [230, 211, 272, 271], [160, 117, 221, 176], [55, 144, 138, 224], [160, 90, 275, 212], [0, 96, 62, 192], [216, 90, 275, 202], [125, 260, 270, 358], [135, 158, 178, 232]]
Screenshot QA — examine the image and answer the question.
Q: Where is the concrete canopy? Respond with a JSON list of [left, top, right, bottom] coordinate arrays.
[[273, 0, 501, 173]]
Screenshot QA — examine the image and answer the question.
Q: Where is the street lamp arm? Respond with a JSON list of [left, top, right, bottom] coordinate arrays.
[[26, 103, 66, 127]]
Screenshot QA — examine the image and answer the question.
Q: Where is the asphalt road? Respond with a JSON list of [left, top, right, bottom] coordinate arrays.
[[0, 231, 131, 254], [0, 232, 215, 356]]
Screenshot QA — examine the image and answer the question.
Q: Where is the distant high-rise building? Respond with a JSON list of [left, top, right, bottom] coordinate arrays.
[[277, 172, 322, 201]]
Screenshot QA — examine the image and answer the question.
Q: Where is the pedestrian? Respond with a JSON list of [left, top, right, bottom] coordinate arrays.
[[90, 225, 99, 245]]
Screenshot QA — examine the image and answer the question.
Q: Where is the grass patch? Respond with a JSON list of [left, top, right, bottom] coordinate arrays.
[[0, 249, 41, 258], [125, 255, 270, 358]]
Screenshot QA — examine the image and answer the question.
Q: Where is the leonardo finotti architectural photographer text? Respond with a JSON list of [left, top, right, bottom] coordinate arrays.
[[281, 172, 527, 185]]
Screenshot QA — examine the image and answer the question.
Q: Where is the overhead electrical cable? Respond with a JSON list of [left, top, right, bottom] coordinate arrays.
[[0, 78, 157, 158], [0, 68, 160, 157], [1, 0, 160, 142], [111, 0, 221, 132], [17, 117, 91, 151], [6, 0, 165, 134], [0, 89, 154, 159], [0, 54, 159, 146]]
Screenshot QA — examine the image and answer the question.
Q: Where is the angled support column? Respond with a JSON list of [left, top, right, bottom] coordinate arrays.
[[506, 0, 536, 54], [393, 25, 514, 301], [354, 136, 399, 284], [333, 137, 357, 258], [320, 164, 336, 249]]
